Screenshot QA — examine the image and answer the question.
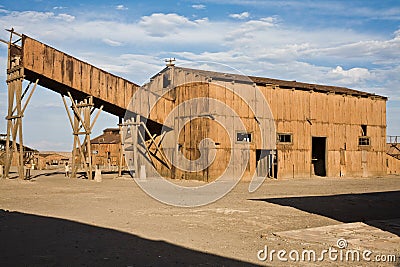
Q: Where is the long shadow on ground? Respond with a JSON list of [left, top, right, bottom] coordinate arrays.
[[250, 191, 400, 236], [0, 210, 260, 266]]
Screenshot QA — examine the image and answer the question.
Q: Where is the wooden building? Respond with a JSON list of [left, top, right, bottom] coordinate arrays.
[[91, 128, 124, 170], [1, 134, 69, 170], [0, 137, 38, 167], [34, 152, 71, 170], [127, 66, 391, 181]]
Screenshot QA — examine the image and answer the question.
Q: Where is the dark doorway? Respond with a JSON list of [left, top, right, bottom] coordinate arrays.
[[312, 137, 326, 176], [256, 149, 277, 178]]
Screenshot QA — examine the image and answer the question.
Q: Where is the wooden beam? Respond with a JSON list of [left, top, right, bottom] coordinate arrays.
[[21, 79, 38, 114]]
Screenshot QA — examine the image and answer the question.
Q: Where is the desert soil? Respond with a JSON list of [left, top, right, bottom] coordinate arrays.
[[0, 169, 399, 266]]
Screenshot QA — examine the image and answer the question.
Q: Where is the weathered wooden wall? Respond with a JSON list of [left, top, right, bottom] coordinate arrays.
[[136, 67, 276, 181], [261, 84, 387, 178], [35, 154, 69, 170], [92, 143, 124, 168]]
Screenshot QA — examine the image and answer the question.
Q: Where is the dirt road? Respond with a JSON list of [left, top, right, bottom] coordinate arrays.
[[0, 170, 399, 266]]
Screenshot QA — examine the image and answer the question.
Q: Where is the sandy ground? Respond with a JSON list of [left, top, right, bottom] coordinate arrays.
[[0, 169, 399, 266]]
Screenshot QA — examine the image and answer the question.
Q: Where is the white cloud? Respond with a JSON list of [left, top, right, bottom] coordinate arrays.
[[56, 13, 75, 22], [102, 38, 123, 47], [116, 5, 128, 11], [307, 37, 400, 65], [329, 66, 372, 85], [78, 53, 165, 84], [3, 11, 75, 23], [138, 13, 200, 37], [395, 29, 400, 38], [53, 6, 66, 10], [192, 4, 206, 10], [229, 12, 250, 20], [194, 17, 209, 23]]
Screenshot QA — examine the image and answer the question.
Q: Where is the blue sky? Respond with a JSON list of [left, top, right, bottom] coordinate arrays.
[[0, 0, 399, 151]]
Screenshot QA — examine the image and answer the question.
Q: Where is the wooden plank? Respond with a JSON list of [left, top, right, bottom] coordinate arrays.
[[52, 50, 63, 84], [107, 75, 117, 105], [81, 62, 91, 94], [99, 70, 107, 101], [117, 79, 126, 110], [322, 94, 329, 123], [22, 37, 34, 70], [125, 83, 133, 109], [62, 55, 73, 87], [90, 66, 100, 98], [72, 59, 82, 91], [43, 46, 54, 78], [32, 41, 45, 75]]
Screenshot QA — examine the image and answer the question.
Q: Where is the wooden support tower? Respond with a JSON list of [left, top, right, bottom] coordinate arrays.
[[62, 93, 103, 179], [3, 29, 38, 179], [120, 115, 140, 178]]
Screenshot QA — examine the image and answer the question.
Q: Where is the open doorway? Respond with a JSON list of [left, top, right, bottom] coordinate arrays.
[[312, 137, 326, 176], [256, 149, 277, 178]]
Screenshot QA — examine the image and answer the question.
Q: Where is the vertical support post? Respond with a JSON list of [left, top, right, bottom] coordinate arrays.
[[4, 74, 15, 178], [16, 77, 24, 179], [62, 94, 102, 180], [130, 117, 138, 178], [71, 103, 79, 178], [134, 115, 140, 178], [118, 117, 123, 177], [86, 97, 93, 180], [4, 32, 14, 179], [4, 31, 26, 179]]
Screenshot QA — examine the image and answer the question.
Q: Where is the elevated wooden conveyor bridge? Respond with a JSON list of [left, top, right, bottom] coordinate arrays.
[[9, 31, 141, 117], [1, 29, 162, 179]]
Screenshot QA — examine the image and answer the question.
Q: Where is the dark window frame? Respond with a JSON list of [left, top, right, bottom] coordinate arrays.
[[358, 136, 371, 146], [236, 131, 253, 143], [277, 133, 293, 144]]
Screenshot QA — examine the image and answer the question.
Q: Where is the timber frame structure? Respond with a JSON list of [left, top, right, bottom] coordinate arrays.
[[0, 29, 147, 179], [62, 94, 103, 179], [2, 29, 39, 179]]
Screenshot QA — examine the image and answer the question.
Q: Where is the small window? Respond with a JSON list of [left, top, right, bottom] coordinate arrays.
[[358, 137, 370, 146], [236, 132, 252, 143], [277, 133, 292, 144], [163, 73, 170, 88]]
